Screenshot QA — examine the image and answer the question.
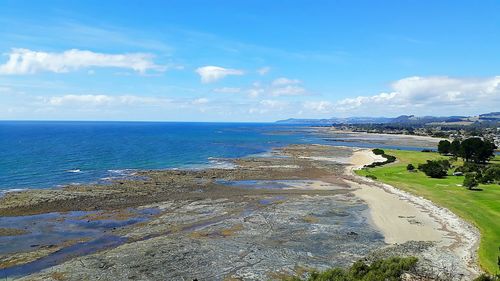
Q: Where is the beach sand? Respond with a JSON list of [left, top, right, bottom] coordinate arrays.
[[348, 149, 481, 276]]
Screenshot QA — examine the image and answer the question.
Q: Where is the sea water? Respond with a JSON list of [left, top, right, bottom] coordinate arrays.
[[0, 121, 430, 191]]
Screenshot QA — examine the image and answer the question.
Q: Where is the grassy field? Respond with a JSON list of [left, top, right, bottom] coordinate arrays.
[[355, 150, 500, 274]]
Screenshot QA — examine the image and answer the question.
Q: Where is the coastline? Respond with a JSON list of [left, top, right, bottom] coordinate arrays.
[[322, 128, 447, 142], [347, 149, 481, 277], [0, 142, 482, 280]]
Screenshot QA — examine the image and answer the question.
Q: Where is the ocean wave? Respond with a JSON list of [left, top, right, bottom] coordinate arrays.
[[208, 158, 236, 169], [66, 169, 81, 173], [0, 188, 27, 197]]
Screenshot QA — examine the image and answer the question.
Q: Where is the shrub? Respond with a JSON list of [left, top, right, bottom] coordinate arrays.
[[463, 173, 479, 190], [372, 148, 385, 155], [418, 160, 449, 178], [481, 165, 500, 184], [284, 257, 418, 281], [406, 164, 415, 171], [473, 274, 499, 281]]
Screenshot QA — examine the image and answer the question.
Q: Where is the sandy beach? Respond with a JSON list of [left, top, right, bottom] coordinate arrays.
[[348, 149, 481, 277]]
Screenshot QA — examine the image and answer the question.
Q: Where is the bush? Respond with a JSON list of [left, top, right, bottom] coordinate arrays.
[[365, 175, 377, 180], [372, 148, 385, 155], [418, 160, 449, 178], [473, 274, 499, 281], [284, 257, 418, 281], [406, 164, 415, 171], [481, 165, 500, 184], [463, 173, 479, 190]]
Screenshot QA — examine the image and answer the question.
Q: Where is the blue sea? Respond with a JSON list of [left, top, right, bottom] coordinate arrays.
[[0, 122, 316, 190], [0, 121, 429, 191]]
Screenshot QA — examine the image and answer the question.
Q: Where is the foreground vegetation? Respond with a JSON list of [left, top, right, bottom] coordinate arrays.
[[284, 257, 418, 281], [356, 150, 500, 273]]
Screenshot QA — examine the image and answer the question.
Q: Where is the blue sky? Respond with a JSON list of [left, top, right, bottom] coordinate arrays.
[[0, 0, 499, 121]]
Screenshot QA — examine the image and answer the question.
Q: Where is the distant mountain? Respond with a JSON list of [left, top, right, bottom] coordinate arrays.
[[275, 112, 499, 125], [478, 112, 500, 121], [275, 117, 393, 125]]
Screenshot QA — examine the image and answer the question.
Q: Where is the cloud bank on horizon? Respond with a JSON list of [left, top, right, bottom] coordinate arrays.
[[0, 1, 499, 121]]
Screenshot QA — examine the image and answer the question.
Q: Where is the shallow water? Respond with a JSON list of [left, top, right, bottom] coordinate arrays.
[[0, 208, 159, 278]]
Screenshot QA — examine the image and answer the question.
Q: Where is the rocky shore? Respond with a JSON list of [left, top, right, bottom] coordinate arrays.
[[0, 144, 480, 280]]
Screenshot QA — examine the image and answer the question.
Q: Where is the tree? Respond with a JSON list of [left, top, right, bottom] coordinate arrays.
[[450, 139, 461, 156], [407, 164, 415, 171], [480, 165, 500, 184], [438, 140, 451, 154], [463, 173, 479, 190], [418, 160, 448, 178], [459, 138, 496, 163]]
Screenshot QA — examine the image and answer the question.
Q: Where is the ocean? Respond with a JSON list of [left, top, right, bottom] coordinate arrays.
[[0, 121, 430, 191], [0, 122, 318, 190]]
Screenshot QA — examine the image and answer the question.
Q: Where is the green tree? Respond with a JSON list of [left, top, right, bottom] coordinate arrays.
[[418, 160, 448, 178], [459, 138, 496, 163], [450, 139, 461, 156], [438, 140, 451, 154], [480, 166, 500, 184], [406, 164, 415, 171], [463, 173, 479, 190]]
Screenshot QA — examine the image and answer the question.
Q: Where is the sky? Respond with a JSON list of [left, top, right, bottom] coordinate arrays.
[[0, 0, 499, 122]]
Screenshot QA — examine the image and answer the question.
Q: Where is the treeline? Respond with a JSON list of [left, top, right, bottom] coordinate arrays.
[[414, 137, 500, 189], [438, 137, 496, 163]]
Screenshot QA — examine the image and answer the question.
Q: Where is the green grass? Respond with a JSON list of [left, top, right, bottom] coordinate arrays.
[[356, 150, 500, 274]]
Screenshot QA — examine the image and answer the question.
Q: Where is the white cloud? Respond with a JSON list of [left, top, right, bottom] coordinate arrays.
[[267, 77, 307, 96], [0, 48, 166, 75], [191, 97, 209, 105], [0, 86, 12, 93], [334, 76, 500, 115], [213, 87, 241, 94], [249, 99, 289, 114], [257, 66, 271, 75], [270, 85, 306, 97], [271, 77, 300, 86], [242, 77, 308, 98], [303, 101, 334, 113], [46, 94, 170, 107], [195, 66, 244, 83]]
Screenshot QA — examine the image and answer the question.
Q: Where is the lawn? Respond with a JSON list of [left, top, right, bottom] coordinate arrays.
[[356, 150, 500, 274]]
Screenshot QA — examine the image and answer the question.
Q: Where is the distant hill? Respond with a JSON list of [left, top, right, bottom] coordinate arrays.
[[276, 112, 500, 125]]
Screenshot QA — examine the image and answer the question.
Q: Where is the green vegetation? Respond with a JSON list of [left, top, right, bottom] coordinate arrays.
[[463, 173, 479, 190], [364, 149, 396, 168], [283, 257, 418, 281], [439, 138, 496, 163], [417, 159, 450, 178], [356, 150, 500, 273], [406, 163, 415, 171], [438, 139, 451, 154]]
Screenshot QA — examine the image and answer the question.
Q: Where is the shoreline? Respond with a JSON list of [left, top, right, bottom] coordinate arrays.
[[320, 128, 447, 142], [347, 149, 481, 277], [0, 143, 482, 280]]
